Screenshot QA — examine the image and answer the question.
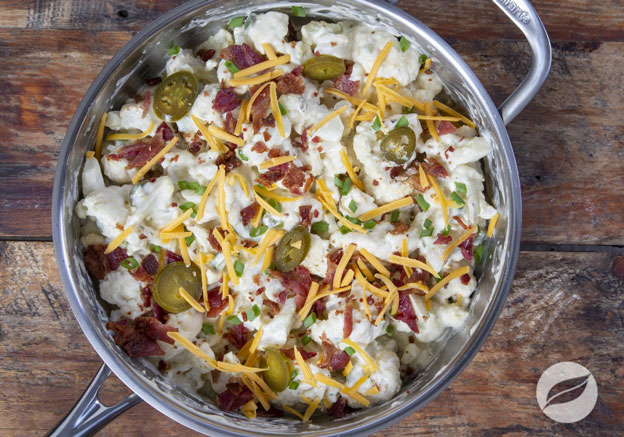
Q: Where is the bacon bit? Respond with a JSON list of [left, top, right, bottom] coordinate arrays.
[[141, 91, 151, 118], [437, 121, 457, 135], [421, 158, 448, 178], [275, 72, 305, 95], [256, 162, 288, 186], [108, 122, 173, 169], [223, 111, 237, 135], [220, 43, 265, 69], [83, 245, 129, 280], [286, 20, 298, 43], [141, 285, 152, 307], [217, 382, 254, 411], [249, 85, 270, 132], [459, 235, 474, 261], [343, 303, 353, 338], [216, 150, 242, 172], [300, 127, 310, 152], [206, 287, 228, 317], [165, 250, 183, 264], [390, 166, 403, 179], [312, 136, 320, 144], [106, 317, 177, 358], [282, 164, 307, 194], [252, 141, 267, 153], [240, 202, 260, 226], [262, 113, 276, 128], [460, 273, 471, 285], [372, 179, 379, 186], [130, 265, 153, 283], [152, 301, 167, 323], [434, 233, 453, 245], [145, 77, 162, 86], [291, 65, 304, 76], [255, 286, 265, 295], [332, 62, 359, 96], [328, 396, 347, 418], [280, 348, 316, 361], [256, 406, 285, 418], [299, 205, 312, 226], [213, 88, 242, 113], [320, 340, 350, 371], [313, 299, 326, 317], [268, 148, 282, 158], [444, 145, 455, 160], [394, 290, 419, 333], [453, 215, 468, 230], [208, 228, 224, 252], [188, 141, 202, 155], [224, 323, 248, 350], [197, 48, 216, 62], [270, 266, 312, 310]]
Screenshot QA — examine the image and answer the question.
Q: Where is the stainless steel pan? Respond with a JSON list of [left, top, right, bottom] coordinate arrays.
[[50, 0, 551, 435]]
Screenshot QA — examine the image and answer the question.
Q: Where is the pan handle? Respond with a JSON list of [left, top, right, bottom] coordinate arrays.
[[490, 0, 552, 125], [46, 364, 142, 437]]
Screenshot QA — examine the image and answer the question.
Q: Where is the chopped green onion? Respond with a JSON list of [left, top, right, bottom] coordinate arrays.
[[278, 102, 287, 115], [450, 191, 465, 206], [195, 185, 207, 195], [234, 260, 245, 277], [441, 224, 451, 236], [290, 369, 298, 381], [402, 106, 415, 114], [228, 16, 245, 29], [395, 115, 409, 128], [179, 201, 196, 211], [227, 315, 242, 325], [268, 198, 281, 212], [289, 381, 300, 390], [419, 54, 429, 65], [303, 313, 317, 329], [423, 218, 432, 228], [346, 215, 361, 225], [150, 244, 161, 252], [455, 182, 467, 194], [311, 221, 329, 234], [247, 304, 261, 322], [292, 5, 306, 17], [237, 149, 249, 161], [363, 220, 376, 230], [273, 222, 284, 229], [185, 235, 195, 246], [399, 36, 410, 52], [340, 225, 351, 235], [344, 346, 356, 356], [250, 225, 268, 237], [121, 257, 139, 270], [416, 194, 430, 211], [334, 174, 344, 190], [390, 210, 400, 222], [420, 227, 434, 238], [225, 60, 239, 73], [301, 335, 312, 346], [474, 244, 484, 264], [348, 199, 358, 213], [168, 45, 180, 56], [202, 323, 215, 335], [371, 116, 381, 132], [341, 177, 352, 195], [386, 324, 395, 336], [191, 211, 197, 219]]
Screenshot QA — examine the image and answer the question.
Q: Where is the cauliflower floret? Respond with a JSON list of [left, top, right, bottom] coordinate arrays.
[[301, 234, 329, 277], [82, 156, 105, 196], [197, 28, 234, 70], [76, 185, 131, 240], [166, 48, 213, 81], [301, 21, 352, 59], [246, 12, 313, 64], [99, 269, 147, 319]]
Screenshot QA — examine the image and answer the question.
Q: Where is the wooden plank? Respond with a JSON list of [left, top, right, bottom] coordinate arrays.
[[0, 241, 621, 435], [2, 0, 623, 42]]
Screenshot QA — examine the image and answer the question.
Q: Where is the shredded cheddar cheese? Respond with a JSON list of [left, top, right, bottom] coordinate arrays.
[[167, 332, 217, 367], [259, 155, 297, 170], [179, 286, 205, 312], [246, 82, 272, 122], [358, 248, 390, 276], [269, 81, 286, 137], [94, 112, 108, 160], [357, 196, 413, 221], [342, 338, 378, 372], [104, 226, 134, 254], [334, 243, 357, 289], [131, 137, 178, 184], [233, 55, 290, 78], [178, 236, 191, 266], [302, 397, 321, 422], [262, 42, 277, 60], [363, 41, 393, 95], [229, 69, 283, 87], [106, 121, 154, 141], [441, 226, 476, 261], [425, 266, 470, 300], [401, 237, 413, 277], [208, 124, 245, 146], [191, 114, 220, 153], [323, 88, 378, 112], [488, 213, 499, 237], [348, 99, 367, 128], [235, 100, 248, 135], [253, 185, 301, 202], [340, 148, 364, 191], [428, 174, 448, 225], [255, 194, 282, 217], [424, 101, 440, 143], [294, 346, 317, 387], [249, 326, 263, 355], [433, 100, 475, 128], [311, 105, 347, 133], [418, 164, 429, 188], [388, 254, 439, 278]]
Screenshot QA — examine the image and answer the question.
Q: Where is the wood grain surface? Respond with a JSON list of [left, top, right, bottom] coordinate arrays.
[[0, 0, 622, 435]]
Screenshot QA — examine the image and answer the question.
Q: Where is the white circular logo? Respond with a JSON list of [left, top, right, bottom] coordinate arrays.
[[536, 362, 598, 423]]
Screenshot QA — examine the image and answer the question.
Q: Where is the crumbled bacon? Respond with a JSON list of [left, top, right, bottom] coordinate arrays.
[[165, 250, 183, 264], [299, 205, 312, 226], [434, 233, 453, 245], [213, 88, 241, 113], [421, 158, 448, 178], [152, 301, 167, 323], [282, 164, 307, 194], [343, 303, 353, 338], [249, 86, 270, 132], [130, 266, 153, 283], [252, 141, 267, 153], [206, 287, 228, 317], [208, 230, 223, 252], [270, 266, 312, 310], [215, 150, 241, 172], [220, 43, 265, 69], [141, 254, 159, 275], [224, 323, 248, 350], [224, 111, 237, 135], [145, 76, 162, 86], [444, 145, 455, 160], [275, 72, 305, 95], [332, 64, 359, 96], [437, 120, 457, 135], [188, 141, 202, 155], [390, 166, 403, 179], [280, 348, 316, 361], [84, 245, 130, 280], [390, 221, 409, 235], [300, 128, 310, 152], [141, 285, 152, 307], [268, 148, 282, 158], [320, 340, 350, 371], [106, 317, 177, 358], [216, 382, 254, 411], [264, 298, 281, 316], [240, 202, 260, 226], [394, 290, 419, 333], [459, 235, 474, 261], [256, 162, 288, 186], [141, 91, 151, 118], [197, 48, 216, 62], [328, 396, 347, 418], [322, 250, 343, 287], [286, 20, 298, 42], [263, 113, 276, 128], [460, 273, 471, 285], [108, 122, 173, 169]]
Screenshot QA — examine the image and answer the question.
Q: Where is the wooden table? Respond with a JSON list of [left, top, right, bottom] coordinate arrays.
[[1, 0, 622, 435]]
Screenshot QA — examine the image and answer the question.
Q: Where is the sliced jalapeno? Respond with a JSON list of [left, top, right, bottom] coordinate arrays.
[[303, 55, 346, 81], [153, 71, 198, 122], [274, 226, 311, 272], [261, 349, 290, 393], [381, 126, 416, 164], [153, 261, 202, 313]]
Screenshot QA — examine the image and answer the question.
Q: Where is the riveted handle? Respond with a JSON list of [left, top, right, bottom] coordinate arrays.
[[46, 364, 142, 437]]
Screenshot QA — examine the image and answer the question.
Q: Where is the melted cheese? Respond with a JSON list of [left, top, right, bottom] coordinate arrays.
[[208, 125, 245, 146], [441, 225, 476, 261], [178, 236, 191, 266], [334, 243, 357, 289], [311, 106, 347, 133], [425, 265, 470, 301], [487, 213, 499, 237], [94, 112, 108, 160], [229, 69, 283, 87], [363, 41, 393, 95], [167, 332, 217, 367], [428, 174, 448, 225], [131, 137, 178, 184], [191, 114, 220, 153], [358, 248, 390, 276], [104, 226, 134, 254], [269, 81, 286, 137], [339, 149, 364, 191], [196, 167, 223, 221], [388, 254, 439, 278], [433, 100, 475, 128], [106, 121, 154, 141], [341, 338, 378, 372], [357, 196, 413, 221], [294, 346, 317, 387], [233, 55, 290, 78], [259, 155, 297, 169], [179, 286, 205, 312]]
